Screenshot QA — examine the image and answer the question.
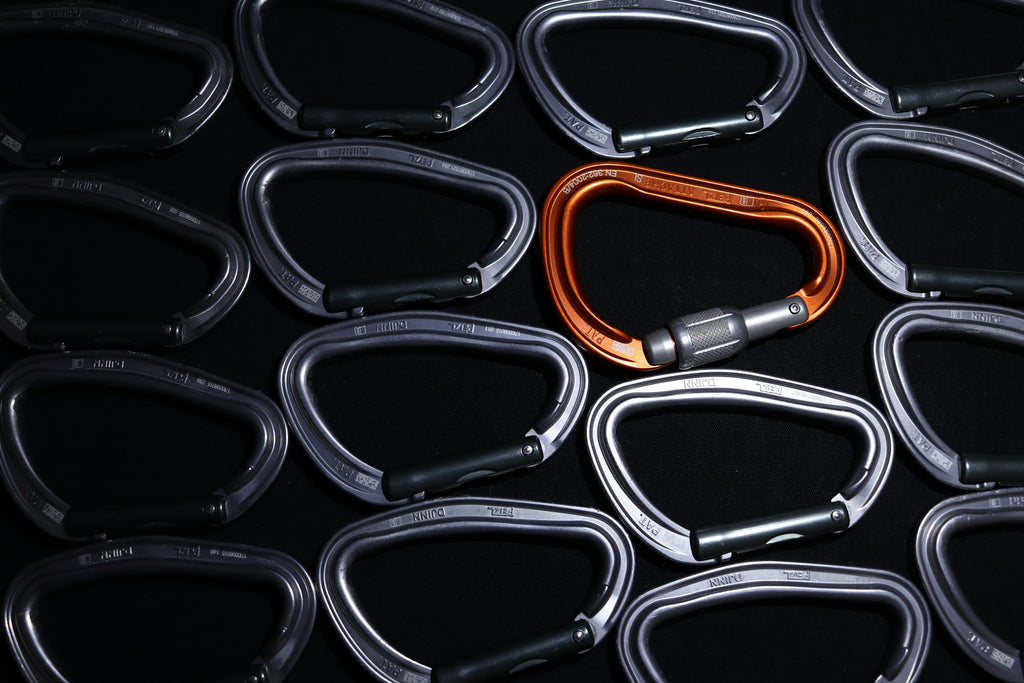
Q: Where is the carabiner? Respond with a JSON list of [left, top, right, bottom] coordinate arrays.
[[828, 121, 1024, 304], [239, 140, 535, 319], [4, 536, 316, 683], [542, 162, 844, 370], [791, 0, 1024, 119], [618, 561, 931, 683], [587, 370, 893, 564], [278, 311, 588, 505], [0, 171, 250, 351], [317, 496, 634, 683], [0, 351, 288, 541], [233, 0, 514, 138], [873, 301, 1024, 490], [516, 0, 805, 158], [917, 488, 1024, 681], [0, 3, 232, 167]]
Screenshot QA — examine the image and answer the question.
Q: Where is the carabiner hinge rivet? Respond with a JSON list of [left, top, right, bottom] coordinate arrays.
[[521, 444, 535, 457], [831, 509, 845, 522], [745, 109, 758, 121], [432, 109, 445, 121], [461, 274, 475, 286], [572, 627, 588, 643], [788, 302, 802, 315]]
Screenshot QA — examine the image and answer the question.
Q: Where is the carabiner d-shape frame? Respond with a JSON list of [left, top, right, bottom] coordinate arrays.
[[0, 172, 250, 351], [317, 497, 634, 683], [0, 3, 233, 167], [542, 162, 844, 370], [873, 301, 1024, 490], [239, 140, 535, 319], [792, 0, 1024, 119], [587, 370, 893, 564], [4, 536, 316, 683], [617, 561, 931, 683], [0, 351, 288, 541], [516, 0, 805, 158], [233, 0, 514, 138], [278, 311, 588, 505]]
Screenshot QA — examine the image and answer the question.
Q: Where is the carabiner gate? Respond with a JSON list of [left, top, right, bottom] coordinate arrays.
[[542, 163, 844, 370]]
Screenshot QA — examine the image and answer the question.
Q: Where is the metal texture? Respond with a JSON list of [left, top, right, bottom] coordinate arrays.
[[516, 0, 805, 158]]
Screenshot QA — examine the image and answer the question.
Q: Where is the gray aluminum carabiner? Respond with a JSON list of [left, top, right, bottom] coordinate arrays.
[[916, 488, 1024, 682], [618, 561, 931, 683], [0, 3, 233, 167], [0, 171, 250, 351], [4, 536, 316, 683], [791, 0, 1024, 119], [279, 311, 588, 505], [873, 301, 1024, 490], [516, 0, 806, 158], [0, 351, 288, 541], [828, 120, 1024, 304], [317, 496, 634, 683], [239, 139, 535, 319], [587, 369, 893, 564], [232, 0, 514, 138]]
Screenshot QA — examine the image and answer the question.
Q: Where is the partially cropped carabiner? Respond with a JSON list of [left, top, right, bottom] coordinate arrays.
[[239, 140, 534, 319], [873, 301, 1024, 490], [792, 0, 1024, 119], [542, 163, 845, 370], [0, 172, 250, 351], [4, 536, 316, 683], [279, 312, 588, 505], [233, 0, 513, 138], [587, 370, 893, 564], [0, 3, 233, 167], [828, 121, 1024, 304], [516, 0, 805, 157], [318, 497, 634, 683], [0, 351, 288, 541], [618, 561, 931, 683]]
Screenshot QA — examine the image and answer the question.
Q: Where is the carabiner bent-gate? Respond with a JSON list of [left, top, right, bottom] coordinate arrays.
[[317, 497, 634, 683], [516, 0, 805, 158], [587, 370, 893, 564], [239, 140, 535, 319], [542, 163, 844, 370]]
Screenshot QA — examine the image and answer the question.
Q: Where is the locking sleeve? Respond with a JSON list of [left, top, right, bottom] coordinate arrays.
[[298, 105, 452, 135], [890, 71, 1024, 113], [959, 452, 1024, 486], [322, 269, 482, 314], [63, 496, 227, 539], [690, 502, 849, 561], [23, 122, 175, 163], [26, 316, 184, 349], [907, 263, 1024, 303], [613, 107, 764, 153]]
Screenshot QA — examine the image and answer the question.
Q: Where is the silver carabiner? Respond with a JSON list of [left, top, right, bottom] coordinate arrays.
[[0, 172, 250, 351], [317, 496, 634, 683], [916, 488, 1024, 682], [873, 301, 1024, 490], [0, 3, 233, 167], [618, 561, 931, 683], [516, 0, 805, 158], [586, 369, 893, 564], [239, 140, 535, 319], [232, 0, 514, 138], [0, 351, 288, 541], [278, 311, 588, 505], [4, 536, 316, 683], [791, 0, 1024, 119], [827, 121, 1024, 303]]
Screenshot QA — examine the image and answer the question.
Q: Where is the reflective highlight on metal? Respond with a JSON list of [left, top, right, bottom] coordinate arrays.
[[516, 0, 805, 158], [0, 3, 233, 167], [618, 561, 931, 683], [0, 351, 288, 541], [318, 497, 634, 683], [542, 162, 844, 370], [873, 302, 1024, 490], [4, 536, 316, 683], [0, 172, 250, 351], [278, 312, 588, 505], [233, 0, 513, 138], [828, 121, 1024, 303], [792, 0, 1024, 119], [239, 140, 535, 319], [587, 370, 893, 564], [917, 488, 1024, 681]]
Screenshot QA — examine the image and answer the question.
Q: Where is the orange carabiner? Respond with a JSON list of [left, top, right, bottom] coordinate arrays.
[[541, 163, 845, 371]]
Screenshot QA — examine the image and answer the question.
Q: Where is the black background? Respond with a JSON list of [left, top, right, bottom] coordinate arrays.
[[1, 0, 1024, 681]]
